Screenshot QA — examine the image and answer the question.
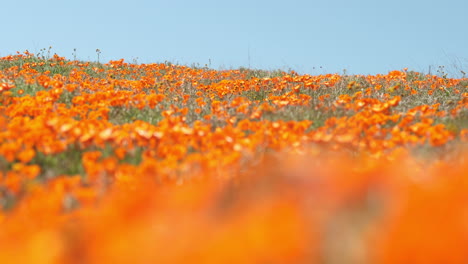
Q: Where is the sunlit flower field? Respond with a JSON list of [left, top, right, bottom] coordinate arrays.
[[0, 51, 467, 263]]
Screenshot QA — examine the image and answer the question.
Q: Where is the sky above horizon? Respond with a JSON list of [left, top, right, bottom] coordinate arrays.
[[3, 0, 468, 77]]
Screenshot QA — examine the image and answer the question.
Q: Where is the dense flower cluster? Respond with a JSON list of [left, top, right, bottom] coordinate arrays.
[[0, 52, 467, 263]]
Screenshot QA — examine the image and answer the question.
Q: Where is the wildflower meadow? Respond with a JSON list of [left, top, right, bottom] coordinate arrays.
[[0, 51, 467, 263]]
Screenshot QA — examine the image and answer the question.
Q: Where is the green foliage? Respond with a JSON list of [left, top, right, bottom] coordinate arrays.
[[439, 109, 468, 134], [32, 146, 85, 178], [239, 67, 287, 79], [242, 89, 269, 101], [108, 106, 163, 125], [12, 79, 43, 97]]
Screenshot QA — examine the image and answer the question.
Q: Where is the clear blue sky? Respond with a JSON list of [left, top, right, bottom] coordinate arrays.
[[3, 0, 468, 76]]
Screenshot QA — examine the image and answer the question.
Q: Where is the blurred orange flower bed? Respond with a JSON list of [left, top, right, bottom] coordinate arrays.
[[0, 51, 467, 263]]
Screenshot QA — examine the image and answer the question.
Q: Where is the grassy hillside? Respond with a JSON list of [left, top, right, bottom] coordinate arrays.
[[0, 51, 467, 263]]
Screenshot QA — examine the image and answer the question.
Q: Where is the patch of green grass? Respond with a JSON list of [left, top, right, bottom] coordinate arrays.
[[0, 56, 75, 76], [458, 79, 468, 88], [32, 62, 76, 76], [262, 104, 350, 130], [0, 155, 12, 173], [438, 109, 468, 134], [94, 143, 144, 166], [0, 187, 17, 211], [108, 106, 163, 125], [239, 67, 287, 79], [242, 89, 270, 101], [120, 146, 144, 165], [405, 71, 426, 82], [12, 79, 44, 97], [57, 89, 80, 106], [29, 144, 147, 180], [32, 146, 85, 178]]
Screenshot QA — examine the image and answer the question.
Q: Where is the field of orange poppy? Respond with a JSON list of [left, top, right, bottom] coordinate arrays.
[[0, 51, 467, 263]]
